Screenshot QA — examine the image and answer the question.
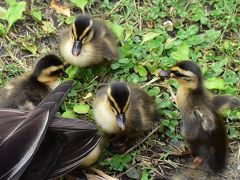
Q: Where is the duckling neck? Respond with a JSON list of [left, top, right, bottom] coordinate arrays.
[[176, 84, 205, 111]]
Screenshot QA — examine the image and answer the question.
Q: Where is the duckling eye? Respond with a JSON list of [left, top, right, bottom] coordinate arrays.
[[49, 69, 63, 76], [174, 71, 182, 77]]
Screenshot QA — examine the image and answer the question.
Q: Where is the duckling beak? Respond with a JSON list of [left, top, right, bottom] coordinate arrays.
[[72, 41, 82, 56], [160, 70, 171, 78], [116, 113, 126, 131], [61, 71, 69, 78]]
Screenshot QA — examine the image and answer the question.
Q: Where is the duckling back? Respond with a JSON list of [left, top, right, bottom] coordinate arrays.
[[127, 86, 159, 133], [0, 75, 50, 110], [0, 54, 64, 110]]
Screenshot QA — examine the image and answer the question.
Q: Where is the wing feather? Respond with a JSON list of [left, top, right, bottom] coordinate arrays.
[[0, 81, 74, 179]]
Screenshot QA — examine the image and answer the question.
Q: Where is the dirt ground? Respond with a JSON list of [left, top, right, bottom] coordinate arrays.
[[160, 143, 240, 180]]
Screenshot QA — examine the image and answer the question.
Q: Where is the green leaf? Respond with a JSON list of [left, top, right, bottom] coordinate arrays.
[[66, 65, 79, 79], [41, 21, 55, 33], [142, 31, 161, 44], [5, 1, 26, 30], [137, 65, 147, 77], [148, 87, 160, 96], [110, 155, 123, 171], [31, 8, 42, 22], [141, 169, 149, 180], [62, 110, 76, 118], [122, 154, 132, 166], [71, 0, 88, 11], [0, 6, 7, 19], [187, 25, 199, 36], [0, 23, 6, 35], [170, 43, 189, 60], [205, 78, 225, 90], [21, 41, 37, 54], [65, 15, 75, 25], [5, 0, 16, 6], [111, 63, 120, 70], [211, 58, 228, 75], [204, 29, 221, 43], [106, 20, 124, 40], [73, 103, 90, 114]]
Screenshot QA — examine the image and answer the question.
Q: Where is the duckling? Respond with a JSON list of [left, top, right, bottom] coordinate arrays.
[[0, 54, 65, 110], [59, 14, 119, 67], [93, 82, 159, 150], [161, 60, 239, 172], [0, 80, 74, 179]]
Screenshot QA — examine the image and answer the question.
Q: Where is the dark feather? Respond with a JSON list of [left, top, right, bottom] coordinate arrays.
[[21, 117, 101, 179], [212, 95, 240, 111], [0, 81, 74, 180], [48, 117, 101, 179]]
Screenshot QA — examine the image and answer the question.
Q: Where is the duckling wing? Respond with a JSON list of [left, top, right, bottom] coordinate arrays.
[[212, 95, 240, 111], [47, 117, 101, 179], [193, 106, 217, 132], [93, 21, 118, 60], [101, 41, 119, 60]]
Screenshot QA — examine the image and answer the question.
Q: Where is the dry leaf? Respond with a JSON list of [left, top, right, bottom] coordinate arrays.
[[83, 92, 93, 101], [50, 0, 70, 17]]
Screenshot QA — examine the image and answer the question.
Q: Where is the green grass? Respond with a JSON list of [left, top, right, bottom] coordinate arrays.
[[0, 0, 240, 179]]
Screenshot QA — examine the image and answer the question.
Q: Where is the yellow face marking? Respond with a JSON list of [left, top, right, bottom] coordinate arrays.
[[123, 87, 130, 113], [72, 24, 77, 40], [79, 20, 93, 40], [82, 30, 94, 44], [37, 65, 64, 83], [171, 66, 196, 78], [107, 88, 121, 113]]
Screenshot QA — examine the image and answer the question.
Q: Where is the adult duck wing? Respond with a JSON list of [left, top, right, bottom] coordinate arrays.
[[0, 81, 74, 180]]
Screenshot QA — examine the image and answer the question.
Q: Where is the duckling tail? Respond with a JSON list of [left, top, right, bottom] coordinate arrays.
[[207, 144, 227, 172]]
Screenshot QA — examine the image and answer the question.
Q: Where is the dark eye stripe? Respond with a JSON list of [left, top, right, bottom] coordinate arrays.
[[108, 98, 119, 112], [171, 70, 186, 77], [84, 29, 91, 38], [49, 69, 63, 76]]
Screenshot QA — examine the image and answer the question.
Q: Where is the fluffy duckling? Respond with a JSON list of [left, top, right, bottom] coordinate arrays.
[[59, 14, 119, 67], [94, 82, 159, 136], [0, 54, 65, 110], [0, 80, 74, 179], [161, 60, 240, 172]]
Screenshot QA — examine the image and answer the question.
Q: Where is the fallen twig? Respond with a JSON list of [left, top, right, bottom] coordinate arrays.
[[89, 167, 118, 180], [123, 124, 162, 155], [141, 77, 160, 88], [116, 164, 138, 178]]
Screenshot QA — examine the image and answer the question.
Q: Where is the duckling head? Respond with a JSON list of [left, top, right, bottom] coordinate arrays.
[[170, 60, 203, 90], [33, 54, 65, 83], [106, 82, 130, 131], [71, 14, 94, 56]]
